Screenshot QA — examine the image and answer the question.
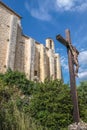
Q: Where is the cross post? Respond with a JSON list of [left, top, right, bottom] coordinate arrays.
[[56, 29, 80, 123]]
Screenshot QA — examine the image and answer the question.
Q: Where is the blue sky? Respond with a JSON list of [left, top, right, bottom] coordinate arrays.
[[2, 0, 87, 84]]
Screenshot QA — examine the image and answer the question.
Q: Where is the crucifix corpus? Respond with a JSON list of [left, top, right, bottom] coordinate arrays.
[[56, 29, 80, 123]]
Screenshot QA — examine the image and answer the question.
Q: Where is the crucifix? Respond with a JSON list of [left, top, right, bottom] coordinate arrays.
[[56, 29, 80, 123]]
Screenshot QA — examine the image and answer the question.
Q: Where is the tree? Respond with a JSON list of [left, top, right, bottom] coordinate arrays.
[[78, 81, 87, 122], [0, 72, 44, 130], [0, 70, 87, 130], [29, 79, 73, 130], [0, 69, 35, 95]]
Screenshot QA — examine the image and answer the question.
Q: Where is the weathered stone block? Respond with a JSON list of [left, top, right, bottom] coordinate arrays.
[[68, 121, 87, 130]]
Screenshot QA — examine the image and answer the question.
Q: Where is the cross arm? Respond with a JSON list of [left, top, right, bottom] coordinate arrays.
[[56, 34, 79, 54], [56, 34, 69, 47]]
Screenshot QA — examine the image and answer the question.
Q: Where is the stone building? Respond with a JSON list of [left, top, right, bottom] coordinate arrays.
[[0, 1, 62, 82]]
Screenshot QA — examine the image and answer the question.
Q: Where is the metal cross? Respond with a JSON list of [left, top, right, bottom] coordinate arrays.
[[56, 29, 80, 123]]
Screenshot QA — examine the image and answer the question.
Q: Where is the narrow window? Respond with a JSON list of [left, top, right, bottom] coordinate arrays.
[[49, 40, 52, 49], [34, 71, 37, 76]]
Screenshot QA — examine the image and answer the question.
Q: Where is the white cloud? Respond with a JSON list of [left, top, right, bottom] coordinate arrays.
[[60, 50, 87, 81], [56, 0, 74, 10], [56, 48, 64, 52], [79, 51, 87, 65], [25, 0, 87, 21], [78, 71, 87, 80], [74, 2, 87, 12], [61, 56, 68, 70], [56, 0, 87, 12], [73, 26, 87, 52], [78, 50, 87, 80], [25, 0, 53, 21]]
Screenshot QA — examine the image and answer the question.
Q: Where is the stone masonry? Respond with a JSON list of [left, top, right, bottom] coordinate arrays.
[[0, 1, 62, 82]]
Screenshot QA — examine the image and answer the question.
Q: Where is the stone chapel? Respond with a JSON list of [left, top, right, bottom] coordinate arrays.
[[0, 1, 62, 82]]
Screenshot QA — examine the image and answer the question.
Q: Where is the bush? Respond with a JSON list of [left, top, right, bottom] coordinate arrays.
[[0, 69, 35, 95], [78, 81, 87, 122], [0, 70, 87, 130], [29, 79, 73, 130]]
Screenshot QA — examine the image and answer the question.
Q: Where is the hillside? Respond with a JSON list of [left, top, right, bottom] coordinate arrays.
[[0, 70, 87, 130]]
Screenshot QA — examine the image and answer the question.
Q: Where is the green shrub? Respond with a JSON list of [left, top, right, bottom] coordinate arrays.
[[29, 79, 73, 130], [0, 70, 87, 130], [78, 81, 87, 122]]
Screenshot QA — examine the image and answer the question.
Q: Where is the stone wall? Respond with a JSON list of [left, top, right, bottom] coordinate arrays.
[[45, 49, 50, 79], [0, 1, 62, 82], [45, 39, 56, 80], [30, 39, 35, 80], [49, 50, 55, 79], [40, 44, 46, 82], [6, 15, 18, 70], [14, 25, 25, 72], [0, 4, 11, 72], [46, 38, 54, 51], [55, 54, 62, 80], [24, 38, 35, 80], [34, 44, 40, 80]]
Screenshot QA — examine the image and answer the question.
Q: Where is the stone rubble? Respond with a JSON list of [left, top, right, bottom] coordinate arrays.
[[68, 121, 87, 130]]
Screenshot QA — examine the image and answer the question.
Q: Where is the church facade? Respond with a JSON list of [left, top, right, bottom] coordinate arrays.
[[0, 1, 62, 82]]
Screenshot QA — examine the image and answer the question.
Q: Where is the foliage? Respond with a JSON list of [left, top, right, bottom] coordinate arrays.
[[0, 75, 45, 130], [29, 79, 73, 130], [0, 70, 87, 130], [0, 69, 35, 95], [78, 81, 87, 122]]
